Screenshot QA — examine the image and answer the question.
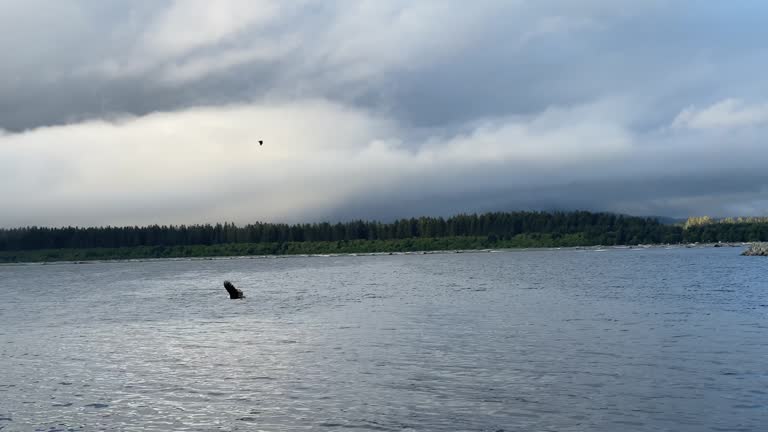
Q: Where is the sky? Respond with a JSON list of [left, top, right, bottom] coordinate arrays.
[[2, 0, 768, 227]]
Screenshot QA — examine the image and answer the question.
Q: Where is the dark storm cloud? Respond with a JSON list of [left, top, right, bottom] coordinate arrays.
[[2, 0, 768, 227], [0, 1, 680, 131]]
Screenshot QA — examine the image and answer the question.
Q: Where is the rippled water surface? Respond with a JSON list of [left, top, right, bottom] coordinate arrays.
[[1, 248, 767, 431]]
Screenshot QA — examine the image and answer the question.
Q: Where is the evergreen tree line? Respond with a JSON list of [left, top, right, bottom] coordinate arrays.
[[0, 211, 691, 251], [682, 222, 768, 243]]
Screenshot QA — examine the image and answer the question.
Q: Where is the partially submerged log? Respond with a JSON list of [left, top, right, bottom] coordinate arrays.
[[742, 243, 768, 256], [223, 280, 245, 299]]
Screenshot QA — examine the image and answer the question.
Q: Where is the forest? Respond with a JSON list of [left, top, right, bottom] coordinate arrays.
[[0, 211, 766, 263], [0, 211, 682, 251]]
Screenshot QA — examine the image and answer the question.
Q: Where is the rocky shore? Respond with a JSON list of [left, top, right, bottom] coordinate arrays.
[[742, 243, 768, 256]]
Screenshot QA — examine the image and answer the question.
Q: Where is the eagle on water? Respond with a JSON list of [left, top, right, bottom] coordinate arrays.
[[223, 281, 245, 299]]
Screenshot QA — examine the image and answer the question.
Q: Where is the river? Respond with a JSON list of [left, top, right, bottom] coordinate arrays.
[[0, 247, 766, 431]]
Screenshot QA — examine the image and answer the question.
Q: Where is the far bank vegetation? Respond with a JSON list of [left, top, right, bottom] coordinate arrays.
[[1, 211, 767, 263]]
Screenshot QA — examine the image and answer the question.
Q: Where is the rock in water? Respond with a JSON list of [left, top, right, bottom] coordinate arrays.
[[742, 243, 768, 256], [223, 280, 245, 299]]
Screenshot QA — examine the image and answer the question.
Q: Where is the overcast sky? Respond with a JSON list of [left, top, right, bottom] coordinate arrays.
[[2, 0, 768, 227]]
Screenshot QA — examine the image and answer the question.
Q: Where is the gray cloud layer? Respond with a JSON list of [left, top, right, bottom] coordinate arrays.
[[2, 1, 768, 227]]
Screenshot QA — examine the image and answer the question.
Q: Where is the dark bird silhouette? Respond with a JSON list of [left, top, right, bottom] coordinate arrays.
[[259, 140, 263, 146], [223, 280, 245, 299]]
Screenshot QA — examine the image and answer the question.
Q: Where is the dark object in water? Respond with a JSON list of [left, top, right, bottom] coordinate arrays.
[[224, 280, 245, 299]]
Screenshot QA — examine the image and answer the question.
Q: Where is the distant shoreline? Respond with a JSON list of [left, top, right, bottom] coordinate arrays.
[[0, 241, 750, 266], [4, 211, 767, 264]]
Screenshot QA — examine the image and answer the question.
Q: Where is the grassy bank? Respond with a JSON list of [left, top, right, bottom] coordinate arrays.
[[0, 233, 600, 263]]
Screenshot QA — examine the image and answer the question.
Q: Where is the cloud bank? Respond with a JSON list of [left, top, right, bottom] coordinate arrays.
[[2, 1, 768, 226]]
